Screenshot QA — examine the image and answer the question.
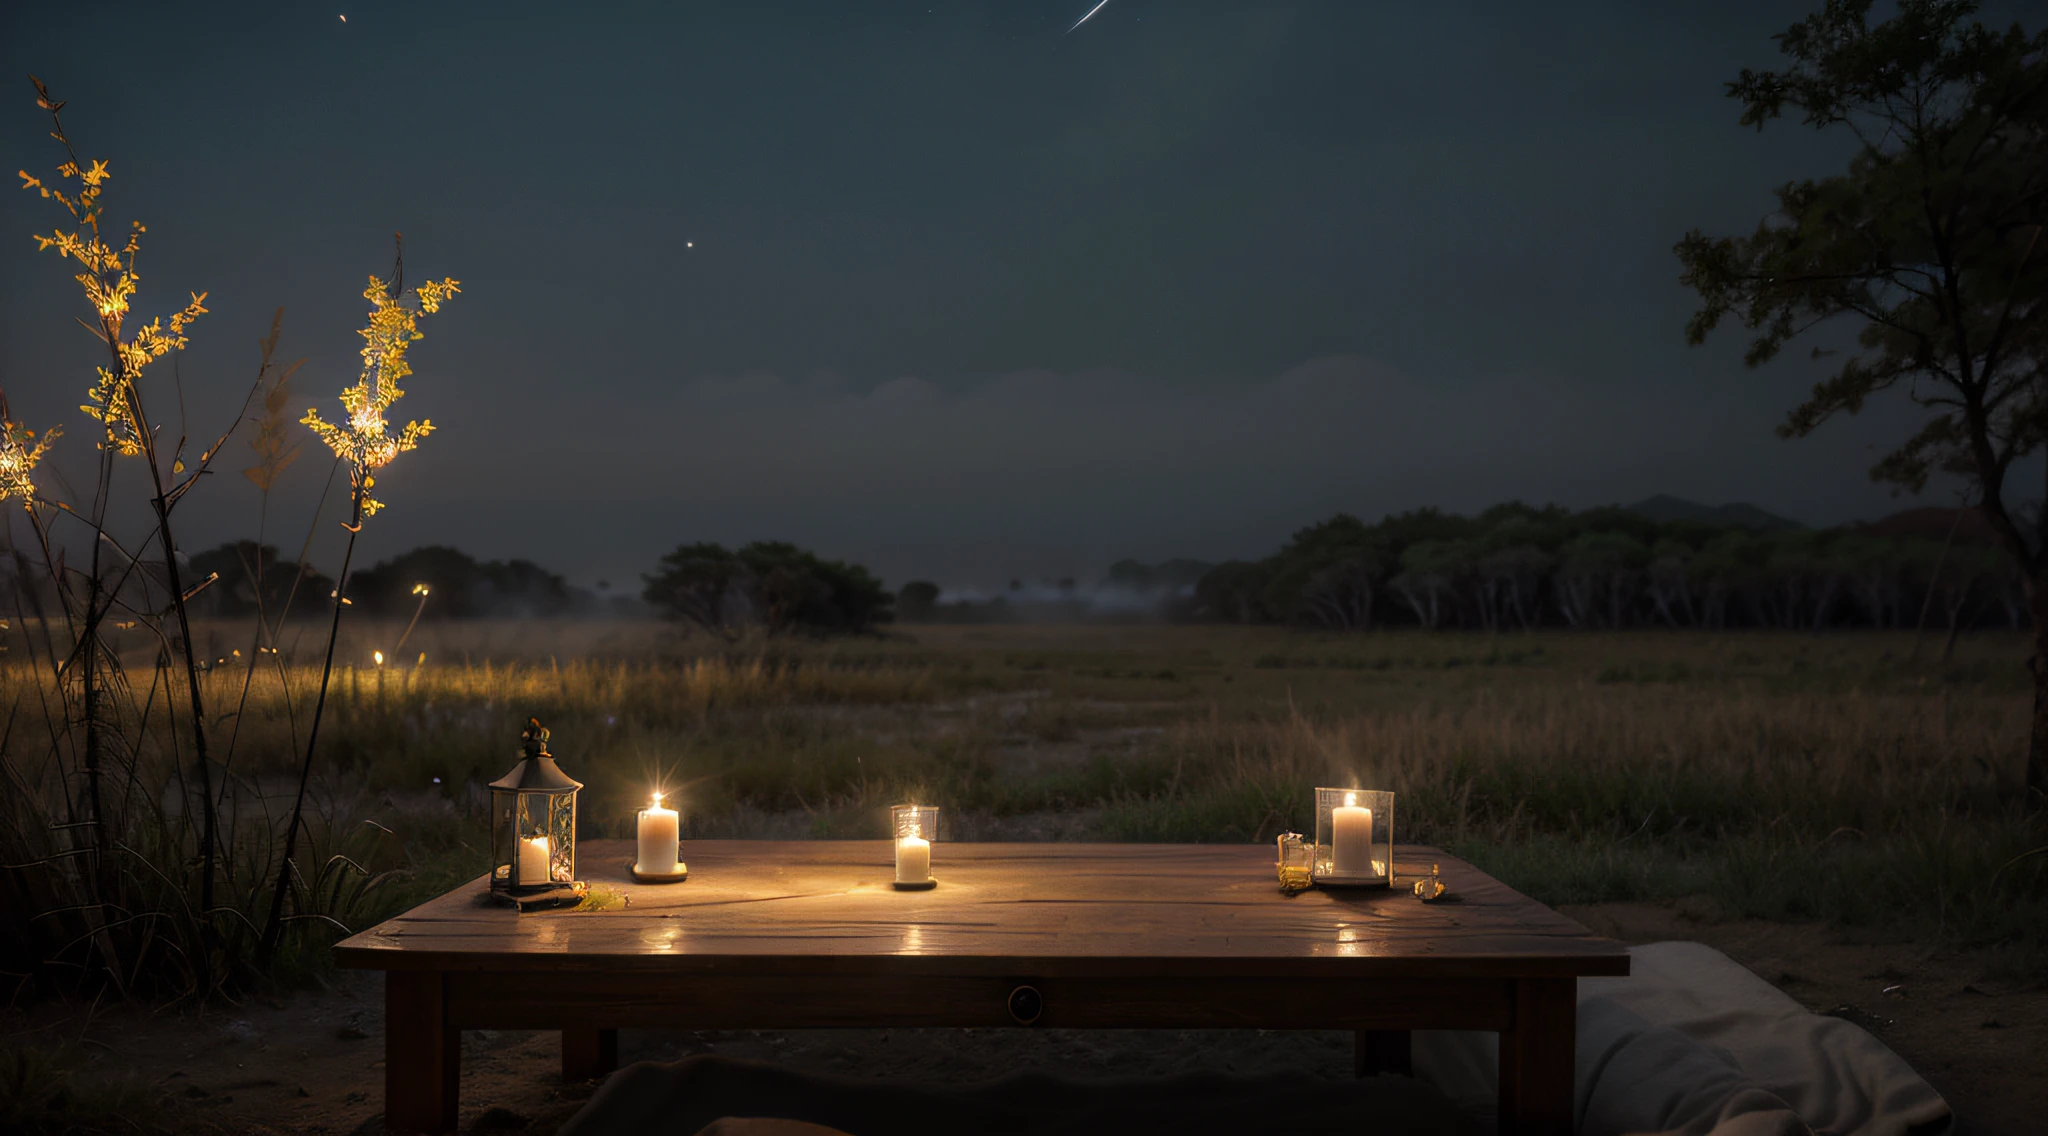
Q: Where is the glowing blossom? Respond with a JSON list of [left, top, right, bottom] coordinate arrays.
[[20, 95, 209, 457], [0, 421, 59, 508], [301, 274, 458, 516]]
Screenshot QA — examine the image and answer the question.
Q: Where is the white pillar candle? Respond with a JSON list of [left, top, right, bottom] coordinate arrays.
[[1331, 796, 1374, 875], [895, 834, 931, 885], [517, 834, 552, 885], [637, 794, 680, 874]]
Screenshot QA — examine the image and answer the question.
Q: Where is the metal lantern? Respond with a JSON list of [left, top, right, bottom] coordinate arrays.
[[1311, 787, 1394, 888], [489, 717, 582, 902]]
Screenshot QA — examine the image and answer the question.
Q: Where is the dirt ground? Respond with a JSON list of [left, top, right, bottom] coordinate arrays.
[[6, 900, 2041, 1136]]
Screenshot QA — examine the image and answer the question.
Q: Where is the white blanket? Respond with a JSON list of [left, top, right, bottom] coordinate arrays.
[[1414, 941, 1951, 1136]]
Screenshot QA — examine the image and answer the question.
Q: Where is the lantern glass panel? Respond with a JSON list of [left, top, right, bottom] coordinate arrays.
[[491, 790, 517, 887], [1311, 787, 1394, 886], [490, 787, 578, 893], [545, 789, 577, 882], [891, 804, 938, 885]]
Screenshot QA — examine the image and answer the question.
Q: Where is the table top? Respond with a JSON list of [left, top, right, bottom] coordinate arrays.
[[334, 841, 1627, 979]]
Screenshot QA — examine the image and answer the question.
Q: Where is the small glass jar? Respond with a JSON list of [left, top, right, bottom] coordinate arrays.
[[1312, 787, 1394, 887], [1275, 832, 1313, 891], [891, 804, 938, 888]]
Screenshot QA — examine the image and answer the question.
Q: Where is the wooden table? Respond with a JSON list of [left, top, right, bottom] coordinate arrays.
[[336, 841, 1626, 1134]]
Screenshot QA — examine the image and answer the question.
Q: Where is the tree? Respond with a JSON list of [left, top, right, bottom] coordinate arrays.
[[349, 544, 571, 618], [1258, 514, 1389, 626], [738, 541, 893, 634], [1675, 0, 2048, 796], [1644, 538, 1697, 627], [643, 543, 757, 637], [898, 580, 941, 621], [1555, 532, 1647, 629], [1481, 544, 1554, 630], [1391, 540, 1461, 630], [1193, 561, 1269, 624], [642, 541, 892, 637], [186, 541, 333, 621]]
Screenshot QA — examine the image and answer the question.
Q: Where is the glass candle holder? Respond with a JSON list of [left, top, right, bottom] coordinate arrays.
[[1275, 832, 1312, 890], [891, 804, 938, 887], [1312, 788, 1394, 887]]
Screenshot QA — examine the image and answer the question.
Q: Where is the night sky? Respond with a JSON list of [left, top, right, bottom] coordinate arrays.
[[0, 2, 1996, 591]]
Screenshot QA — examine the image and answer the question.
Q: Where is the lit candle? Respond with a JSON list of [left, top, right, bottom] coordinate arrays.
[[1331, 792, 1374, 875], [517, 834, 551, 884], [895, 825, 931, 885], [637, 792, 680, 874]]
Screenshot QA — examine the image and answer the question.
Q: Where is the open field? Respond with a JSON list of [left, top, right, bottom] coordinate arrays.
[[31, 619, 2038, 965], [6, 621, 2046, 1133]]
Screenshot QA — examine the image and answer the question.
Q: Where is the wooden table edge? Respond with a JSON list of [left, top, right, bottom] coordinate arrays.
[[332, 945, 1629, 978]]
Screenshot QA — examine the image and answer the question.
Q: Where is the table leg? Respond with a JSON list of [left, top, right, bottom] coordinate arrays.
[[1353, 1030, 1411, 1077], [563, 1028, 619, 1082], [1498, 977, 1574, 1136], [386, 971, 459, 1134]]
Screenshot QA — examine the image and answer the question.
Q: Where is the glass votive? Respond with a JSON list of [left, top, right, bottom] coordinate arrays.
[[1275, 832, 1312, 891], [1312, 788, 1394, 887], [891, 804, 938, 889]]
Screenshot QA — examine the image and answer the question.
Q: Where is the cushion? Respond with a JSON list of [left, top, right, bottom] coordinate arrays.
[[1413, 941, 1951, 1136]]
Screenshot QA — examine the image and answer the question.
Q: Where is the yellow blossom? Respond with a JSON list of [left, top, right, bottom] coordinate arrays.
[[22, 96, 204, 457], [0, 421, 59, 509], [302, 275, 458, 516]]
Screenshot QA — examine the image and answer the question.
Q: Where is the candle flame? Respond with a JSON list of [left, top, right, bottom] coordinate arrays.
[[373, 650, 384, 666], [652, 791, 664, 807], [1344, 791, 1356, 807]]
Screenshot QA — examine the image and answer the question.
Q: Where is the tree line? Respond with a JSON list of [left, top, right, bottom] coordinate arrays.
[[98, 501, 2009, 643], [1188, 503, 2015, 637], [167, 542, 607, 621]]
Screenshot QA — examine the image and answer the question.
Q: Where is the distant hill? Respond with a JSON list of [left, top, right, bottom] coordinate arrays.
[[1625, 494, 1804, 532]]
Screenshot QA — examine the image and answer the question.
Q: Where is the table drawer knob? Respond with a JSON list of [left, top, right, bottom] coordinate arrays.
[[1007, 984, 1043, 1026]]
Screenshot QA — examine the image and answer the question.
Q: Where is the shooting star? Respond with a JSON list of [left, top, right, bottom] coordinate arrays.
[[1065, 0, 1112, 36]]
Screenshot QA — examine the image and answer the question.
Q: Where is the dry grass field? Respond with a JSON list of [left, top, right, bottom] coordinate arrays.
[[102, 619, 2047, 964], [7, 620, 2045, 1134]]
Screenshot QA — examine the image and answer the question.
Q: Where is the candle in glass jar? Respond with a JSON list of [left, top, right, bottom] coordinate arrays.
[[1331, 793, 1374, 875], [517, 834, 551, 884], [895, 829, 931, 885], [637, 793, 680, 874]]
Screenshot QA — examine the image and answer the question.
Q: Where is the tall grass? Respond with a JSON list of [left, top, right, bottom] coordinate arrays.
[[8, 622, 2040, 995]]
